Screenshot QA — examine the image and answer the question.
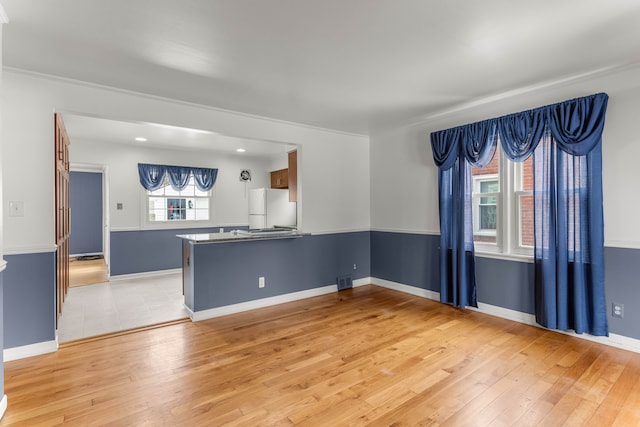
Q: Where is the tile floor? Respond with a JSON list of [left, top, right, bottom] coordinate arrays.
[[57, 272, 189, 342]]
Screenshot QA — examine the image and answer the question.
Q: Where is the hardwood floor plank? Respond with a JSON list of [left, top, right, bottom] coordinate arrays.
[[2, 285, 639, 426]]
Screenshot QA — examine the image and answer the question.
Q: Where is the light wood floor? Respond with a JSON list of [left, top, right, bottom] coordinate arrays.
[[3, 285, 640, 426], [69, 257, 108, 287]]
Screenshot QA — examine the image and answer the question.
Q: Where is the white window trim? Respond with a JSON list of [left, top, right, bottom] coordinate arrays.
[[140, 184, 216, 230], [473, 150, 534, 259]]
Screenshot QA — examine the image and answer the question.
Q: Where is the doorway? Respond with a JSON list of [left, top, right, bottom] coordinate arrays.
[[69, 165, 110, 287]]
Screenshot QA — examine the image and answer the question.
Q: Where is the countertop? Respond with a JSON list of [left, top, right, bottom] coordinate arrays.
[[177, 229, 307, 244]]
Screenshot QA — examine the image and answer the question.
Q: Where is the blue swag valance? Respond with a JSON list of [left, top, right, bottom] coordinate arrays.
[[430, 93, 609, 336], [431, 93, 608, 167], [138, 163, 218, 192]]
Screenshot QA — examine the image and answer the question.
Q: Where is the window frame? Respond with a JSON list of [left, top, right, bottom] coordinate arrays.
[[472, 174, 499, 238], [140, 175, 215, 230], [472, 149, 534, 261]]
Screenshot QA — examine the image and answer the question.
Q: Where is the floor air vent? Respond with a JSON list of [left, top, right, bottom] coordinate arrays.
[[337, 275, 353, 291]]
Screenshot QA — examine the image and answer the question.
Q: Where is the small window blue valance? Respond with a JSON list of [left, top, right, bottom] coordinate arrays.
[[138, 163, 218, 192]]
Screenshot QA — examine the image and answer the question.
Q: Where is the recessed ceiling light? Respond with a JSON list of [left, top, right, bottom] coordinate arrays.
[[236, 148, 246, 152], [135, 137, 147, 142]]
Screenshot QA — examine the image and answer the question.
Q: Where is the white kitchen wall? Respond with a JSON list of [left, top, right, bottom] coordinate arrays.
[[71, 140, 272, 230], [266, 151, 290, 173], [2, 70, 370, 252], [370, 64, 640, 248]]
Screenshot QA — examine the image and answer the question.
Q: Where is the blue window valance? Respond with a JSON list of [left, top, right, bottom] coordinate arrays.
[[138, 163, 218, 192], [431, 93, 608, 167]]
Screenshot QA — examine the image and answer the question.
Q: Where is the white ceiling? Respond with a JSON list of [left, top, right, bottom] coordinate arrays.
[[62, 114, 294, 156], [3, 0, 640, 137]]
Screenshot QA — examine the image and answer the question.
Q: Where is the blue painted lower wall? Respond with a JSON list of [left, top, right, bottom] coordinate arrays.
[[371, 231, 640, 340], [371, 231, 440, 292], [110, 226, 248, 276], [187, 232, 371, 312], [2, 252, 56, 349], [4, 231, 639, 355], [70, 171, 103, 255]]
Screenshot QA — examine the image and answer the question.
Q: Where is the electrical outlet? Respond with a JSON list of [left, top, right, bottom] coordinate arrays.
[[353, 263, 357, 270], [259, 276, 265, 288], [612, 302, 624, 318]]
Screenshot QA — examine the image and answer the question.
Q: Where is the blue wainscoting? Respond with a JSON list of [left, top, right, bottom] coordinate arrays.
[[370, 231, 640, 341], [475, 257, 535, 314], [70, 171, 103, 256], [187, 231, 371, 312], [604, 247, 640, 340], [2, 252, 56, 349], [371, 231, 440, 292], [110, 226, 248, 276]]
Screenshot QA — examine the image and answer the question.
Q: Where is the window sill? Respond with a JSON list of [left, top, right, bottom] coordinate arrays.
[[140, 220, 217, 231], [474, 250, 534, 263]]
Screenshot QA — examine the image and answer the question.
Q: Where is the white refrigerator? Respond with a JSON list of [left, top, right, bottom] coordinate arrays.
[[248, 188, 297, 230]]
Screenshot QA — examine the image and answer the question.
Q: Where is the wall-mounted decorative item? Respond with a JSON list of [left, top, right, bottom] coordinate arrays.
[[239, 169, 252, 182], [240, 169, 252, 197]]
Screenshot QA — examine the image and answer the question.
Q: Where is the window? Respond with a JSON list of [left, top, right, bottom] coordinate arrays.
[[147, 175, 210, 223], [473, 176, 498, 243], [471, 144, 533, 257]]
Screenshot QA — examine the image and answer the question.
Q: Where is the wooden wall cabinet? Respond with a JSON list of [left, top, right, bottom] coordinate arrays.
[[288, 150, 297, 202], [270, 150, 297, 203], [270, 168, 288, 189]]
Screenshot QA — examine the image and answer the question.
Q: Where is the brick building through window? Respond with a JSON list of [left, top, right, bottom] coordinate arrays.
[[471, 145, 534, 251]]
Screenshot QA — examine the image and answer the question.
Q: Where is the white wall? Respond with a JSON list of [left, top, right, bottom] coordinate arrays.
[[2, 70, 371, 252], [0, 13, 4, 264], [71, 141, 273, 230], [266, 152, 290, 172], [370, 64, 640, 248]]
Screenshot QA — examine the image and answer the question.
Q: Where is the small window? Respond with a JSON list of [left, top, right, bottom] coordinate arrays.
[[147, 175, 210, 223], [472, 175, 499, 244], [471, 143, 534, 257]]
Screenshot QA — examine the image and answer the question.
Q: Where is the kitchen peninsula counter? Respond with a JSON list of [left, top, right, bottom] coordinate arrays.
[[178, 229, 315, 319], [177, 229, 306, 244]]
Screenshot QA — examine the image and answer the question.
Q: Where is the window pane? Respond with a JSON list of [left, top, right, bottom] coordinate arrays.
[[519, 194, 534, 247], [195, 198, 209, 209], [480, 181, 498, 193], [194, 186, 208, 197], [164, 184, 179, 196], [480, 205, 497, 230], [179, 178, 196, 197], [167, 198, 186, 220], [520, 156, 534, 191]]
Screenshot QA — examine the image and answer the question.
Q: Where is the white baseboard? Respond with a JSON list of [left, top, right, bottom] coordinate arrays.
[[4, 339, 58, 362], [370, 277, 640, 354], [0, 394, 6, 421], [192, 284, 338, 322], [110, 268, 181, 281], [184, 304, 195, 320], [353, 277, 372, 288], [370, 277, 440, 300]]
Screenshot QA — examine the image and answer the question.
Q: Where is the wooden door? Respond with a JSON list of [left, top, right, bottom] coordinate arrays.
[[55, 113, 70, 323]]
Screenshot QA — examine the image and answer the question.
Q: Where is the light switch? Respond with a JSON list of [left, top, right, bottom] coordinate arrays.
[[9, 201, 24, 217], [117, 203, 123, 210]]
